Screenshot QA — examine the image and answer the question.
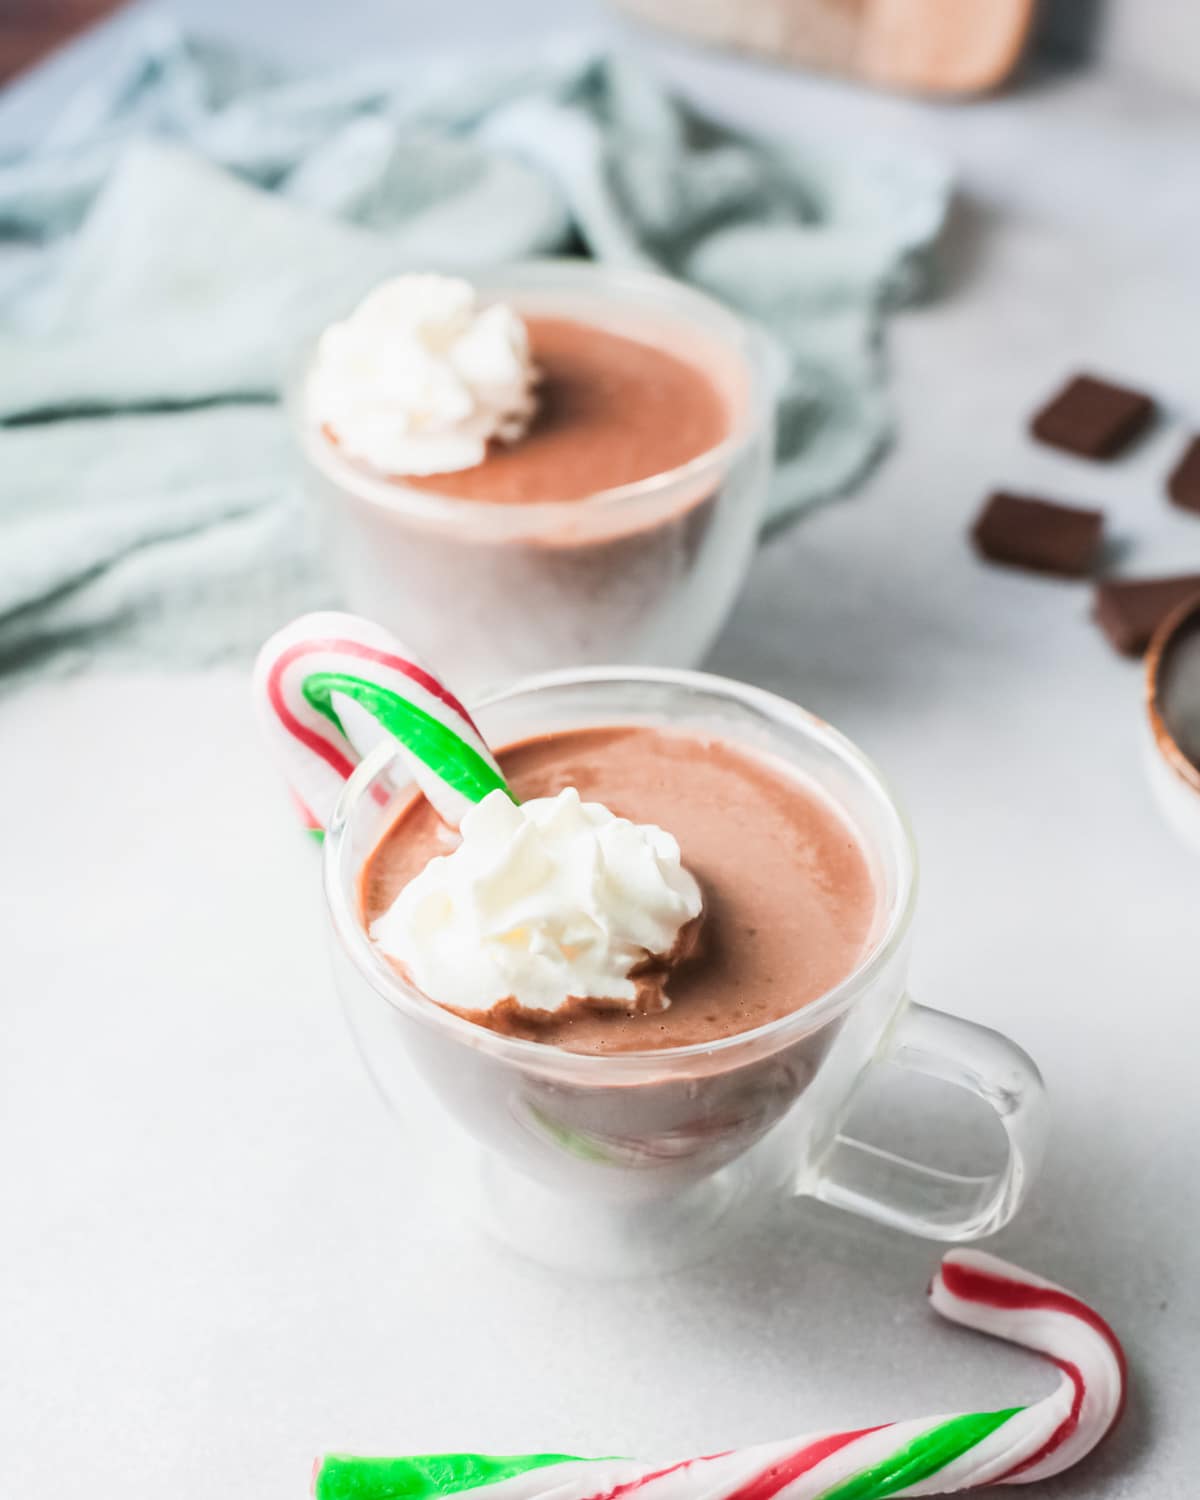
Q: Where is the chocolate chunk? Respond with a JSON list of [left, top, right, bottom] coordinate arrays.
[[1093, 574, 1200, 656], [1031, 374, 1155, 459], [971, 491, 1105, 577], [1167, 436, 1200, 515]]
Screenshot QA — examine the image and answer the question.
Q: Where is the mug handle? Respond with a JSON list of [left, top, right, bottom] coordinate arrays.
[[811, 999, 1047, 1241]]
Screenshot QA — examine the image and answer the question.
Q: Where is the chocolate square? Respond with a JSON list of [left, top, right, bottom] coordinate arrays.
[[1093, 574, 1200, 656], [971, 491, 1104, 578], [1031, 374, 1155, 459], [1167, 436, 1200, 515]]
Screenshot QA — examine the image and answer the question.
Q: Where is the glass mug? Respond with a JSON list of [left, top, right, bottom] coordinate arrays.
[[324, 669, 1046, 1273], [292, 260, 777, 699]]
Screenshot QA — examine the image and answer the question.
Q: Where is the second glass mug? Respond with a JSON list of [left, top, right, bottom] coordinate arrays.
[[292, 260, 777, 699], [325, 668, 1046, 1273]]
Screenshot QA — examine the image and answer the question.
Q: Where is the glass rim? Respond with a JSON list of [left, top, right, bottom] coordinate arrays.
[[1145, 592, 1200, 797], [288, 257, 779, 525], [323, 666, 920, 1080]]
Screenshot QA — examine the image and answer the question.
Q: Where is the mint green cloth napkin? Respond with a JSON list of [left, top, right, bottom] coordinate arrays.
[[0, 18, 949, 682]]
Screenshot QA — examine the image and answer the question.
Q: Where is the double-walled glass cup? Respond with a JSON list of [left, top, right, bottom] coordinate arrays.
[[325, 669, 1046, 1273], [293, 262, 776, 699]]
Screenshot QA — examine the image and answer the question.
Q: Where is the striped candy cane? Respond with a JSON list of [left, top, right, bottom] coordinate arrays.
[[313, 1251, 1125, 1500], [253, 612, 511, 836]]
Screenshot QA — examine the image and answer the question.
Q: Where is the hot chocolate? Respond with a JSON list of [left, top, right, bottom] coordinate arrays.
[[404, 317, 730, 503], [360, 725, 878, 1054]]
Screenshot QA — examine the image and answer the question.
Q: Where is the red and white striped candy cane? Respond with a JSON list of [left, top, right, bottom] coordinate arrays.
[[253, 611, 510, 835], [313, 1250, 1126, 1500]]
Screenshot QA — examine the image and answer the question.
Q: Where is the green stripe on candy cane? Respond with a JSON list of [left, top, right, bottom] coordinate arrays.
[[314, 1452, 586, 1500], [814, 1409, 1022, 1500], [302, 671, 513, 812]]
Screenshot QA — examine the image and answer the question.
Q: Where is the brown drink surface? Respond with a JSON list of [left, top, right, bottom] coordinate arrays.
[[404, 317, 730, 504], [360, 726, 878, 1055]]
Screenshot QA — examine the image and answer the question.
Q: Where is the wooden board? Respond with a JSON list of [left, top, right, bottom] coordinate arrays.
[[613, 0, 1038, 96], [0, 0, 129, 84]]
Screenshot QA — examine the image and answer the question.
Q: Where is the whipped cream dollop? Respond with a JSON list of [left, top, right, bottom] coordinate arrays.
[[371, 788, 703, 1016], [307, 274, 537, 476]]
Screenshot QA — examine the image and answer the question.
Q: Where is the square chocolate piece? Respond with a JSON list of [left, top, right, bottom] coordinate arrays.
[[1093, 573, 1200, 656], [1031, 374, 1155, 459], [1167, 435, 1200, 515], [971, 491, 1105, 578]]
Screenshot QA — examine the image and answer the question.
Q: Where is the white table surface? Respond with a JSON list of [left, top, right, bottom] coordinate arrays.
[[3, 6, 1199, 1497]]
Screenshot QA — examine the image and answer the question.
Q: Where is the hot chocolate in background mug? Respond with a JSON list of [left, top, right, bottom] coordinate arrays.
[[317, 665, 1046, 1274]]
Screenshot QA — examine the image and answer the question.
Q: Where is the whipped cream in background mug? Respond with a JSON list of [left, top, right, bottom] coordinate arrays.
[[306, 274, 538, 476]]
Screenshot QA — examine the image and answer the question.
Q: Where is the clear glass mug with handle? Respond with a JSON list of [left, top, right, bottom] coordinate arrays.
[[324, 668, 1046, 1274]]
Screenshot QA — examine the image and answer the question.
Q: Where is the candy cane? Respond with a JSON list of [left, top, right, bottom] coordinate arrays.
[[253, 612, 510, 835], [312, 1251, 1125, 1500]]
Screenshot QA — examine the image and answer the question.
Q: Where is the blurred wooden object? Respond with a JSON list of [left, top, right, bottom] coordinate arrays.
[[614, 0, 1037, 95], [0, 0, 128, 84]]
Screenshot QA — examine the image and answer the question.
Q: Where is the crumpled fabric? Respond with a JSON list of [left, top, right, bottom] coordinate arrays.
[[0, 17, 949, 683]]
